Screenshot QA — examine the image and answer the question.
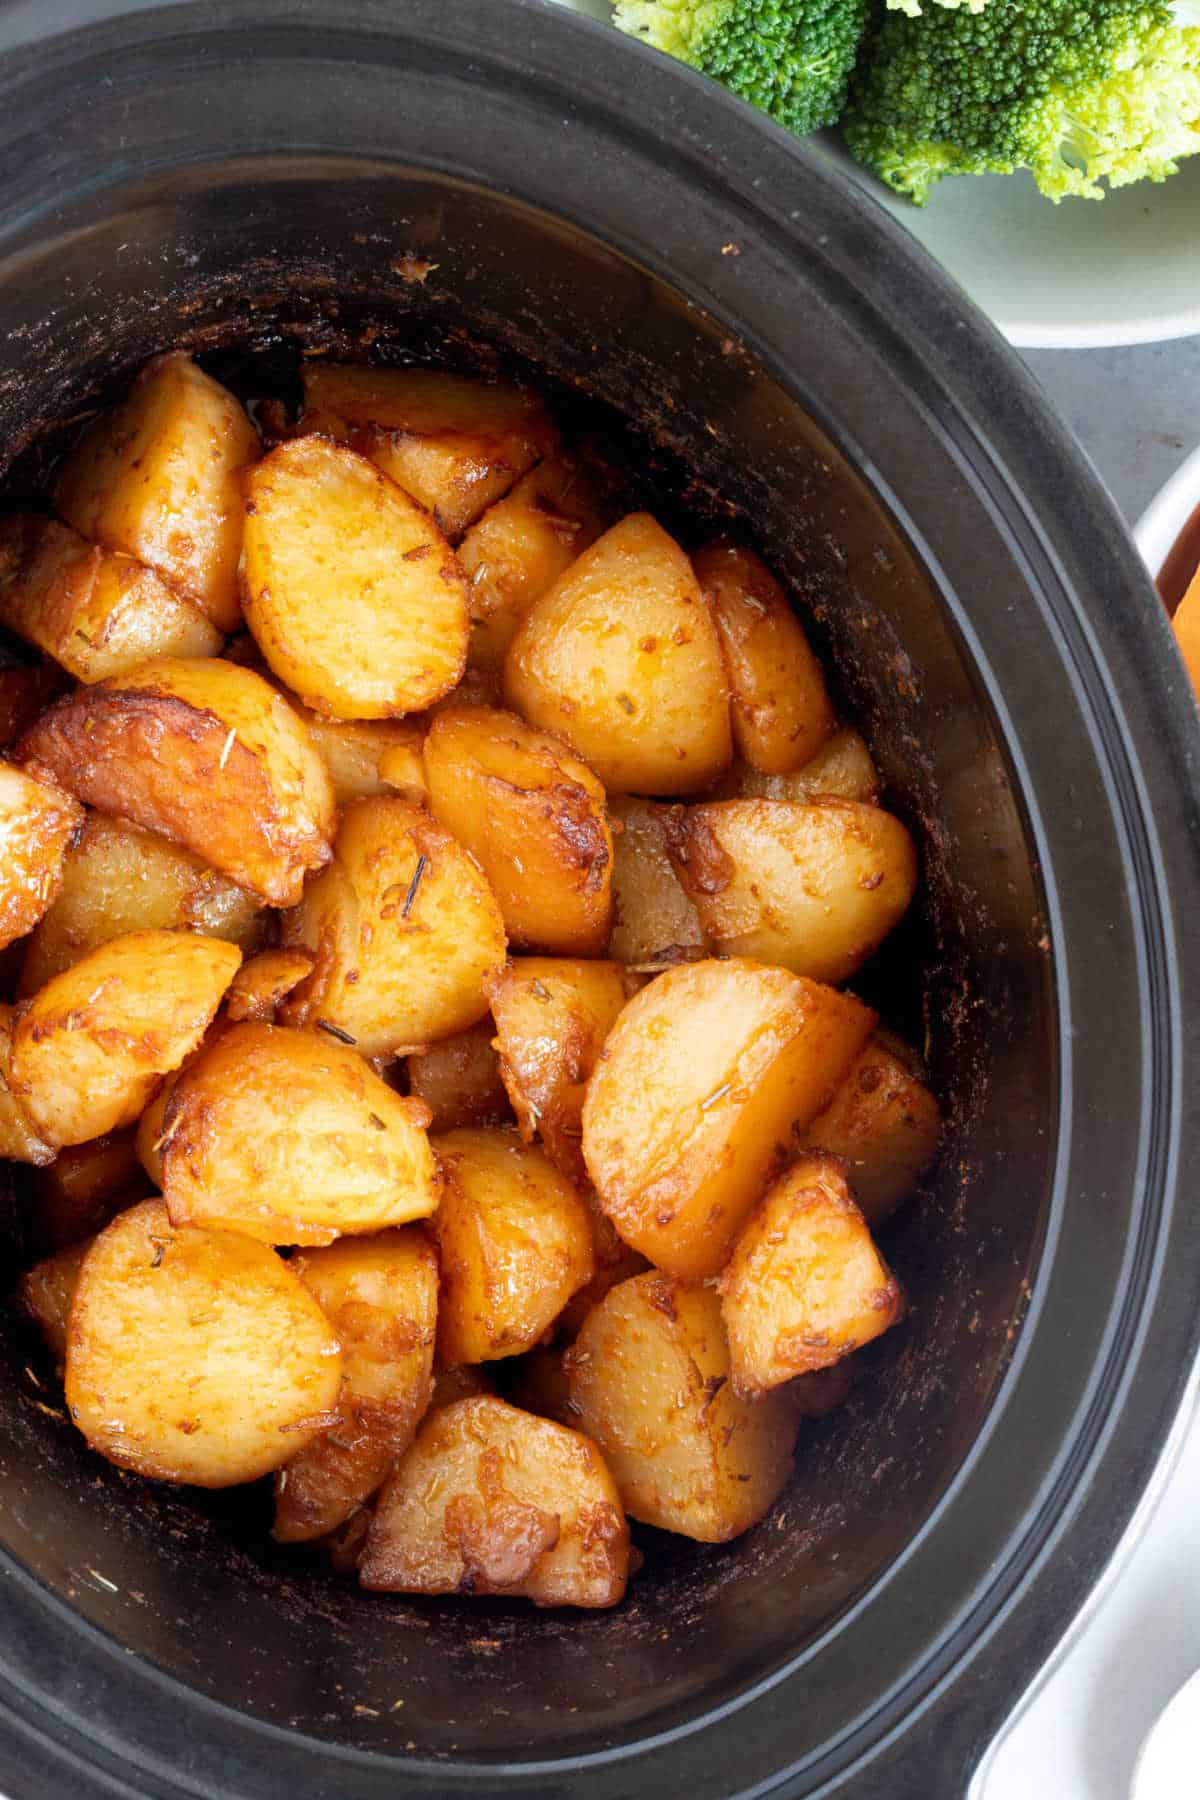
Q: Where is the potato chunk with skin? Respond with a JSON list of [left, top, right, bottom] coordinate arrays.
[[17, 1239, 90, 1365], [0, 1004, 54, 1166], [223, 948, 314, 1024], [582, 959, 875, 1280], [281, 797, 507, 1058], [302, 365, 559, 538], [565, 1274, 798, 1542], [11, 930, 241, 1149], [406, 1020, 512, 1133], [275, 1229, 439, 1543], [31, 1129, 152, 1253], [54, 354, 259, 632], [0, 514, 221, 682], [457, 456, 607, 670], [720, 1155, 905, 1395], [485, 958, 632, 1186], [18, 656, 335, 907], [430, 1128, 594, 1364], [695, 540, 836, 774], [18, 813, 267, 996], [504, 514, 732, 796], [160, 1021, 438, 1246], [65, 1199, 342, 1486], [0, 762, 82, 952], [425, 707, 613, 956], [713, 727, 880, 806], [608, 796, 707, 969], [800, 1032, 941, 1227], [243, 437, 469, 719], [301, 713, 427, 807], [360, 1395, 630, 1609], [663, 799, 918, 986]]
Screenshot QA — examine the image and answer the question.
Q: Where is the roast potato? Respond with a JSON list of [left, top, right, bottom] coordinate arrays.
[[406, 1020, 512, 1132], [581, 959, 875, 1279], [565, 1274, 798, 1542], [54, 354, 259, 632], [160, 1021, 438, 1246], [223, 948, 314, 1024], [0, 661, 66, 749], [360, 1394, 630, 1608], [430, 1127, 594, 1363], [719, 1154, 905, 1395], [274, 1228, 439, 1542], [242, 437, 469, 718], [11, 930, 241, 1148], [694, 539, 835, 773], [301, 365, 558, 537], [65, 1199, 342, 1485], [18, 655, 336, 906], [504, 514, 732, 795], [662, 798, 917, 985], [485, 957, 632, 1185], [299, 713, 427, 807], [713, 727, 879, 806], [424, 706, 613, 955], [607, 796, 707, 969], [18, 812, 267, 996], [0, 762, 83, 952], [0, 1003, 54, 1166], [281, 797, 507, 1058], [801, 1032, 941, 1226], [16, 1239, 90, 1365], [30, 1129, 152, 1253], [556, 1199, 649, 1340]]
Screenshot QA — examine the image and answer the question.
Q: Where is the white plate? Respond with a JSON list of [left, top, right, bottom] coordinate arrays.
[[1135, 441, 1200, 578]]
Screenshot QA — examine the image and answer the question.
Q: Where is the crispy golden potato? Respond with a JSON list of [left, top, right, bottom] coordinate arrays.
[[430, 1362, 495, 1408], [557, 1193, 650, 1340], [160, 1021, 437, 1246], [16, 1239, 90, 1364], [65, 1199, 342, 1485], [0, 761, 82, 952], [302, 713, 427, 807], [719, 1155, 905, 1395], [581, 959, 875, 1279], [0, 514, 222, 682], [223, 949, 314, 1024], [662, 798, 918, 985], [694, 540, 835, 774], [18, 813, 267, 996], [565, 1274, 798, 1541], [0, 660, 66, 750], [0, 1003, 54, 1166], [430, 1128, 594, 1363], [425, 707, 613, 955], [281, 797, 507, 1058], [301, 365, 558, 538], [713, 727, 880, 806], [485, 958, 632, 1185], [19, 656, 335, 907], [53, 354, 259, 632], [242, 437, 469, 719], [800, 1032, 941, 1227], [31, 1129, 152, 1253], [406, 1020, 512, 1132], [608, 796, 707, 969], [275, 1228, 439, 1542], [457, 456, 607, 670], [504, 514, 732, 796], [11, 930, 241, 1149], [360, 1395, 630, 1608]]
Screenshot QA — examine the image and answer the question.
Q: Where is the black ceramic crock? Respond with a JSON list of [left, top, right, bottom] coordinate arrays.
[[0, 2, 1198, 1795]]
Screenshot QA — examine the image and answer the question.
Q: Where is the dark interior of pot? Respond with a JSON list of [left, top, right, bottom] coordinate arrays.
[[0, 164, 1053, 1760]]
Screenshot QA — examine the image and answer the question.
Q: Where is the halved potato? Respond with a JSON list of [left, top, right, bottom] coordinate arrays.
[[713, 727, 879, 805], [223, 948, 314, 1024], [18, 655, 336, 906], [581, 959, 875, 1279], [485, 958, 632, 1185], [0, 1003, 54, 1166], [694, 539, 835, 774], [425, 707, 613, 955], [430, 1127, 594, 1363], [274, 1228, 439, 1542], [11, 930, 241, 1149], [281, 797, 507, 1058], [65, 1198, 342, 1486], [719, 1154, 905, 1395], [301, 365, 558, 538], [18, 812, 267, 996], [0, 762, 82, 952], [160, 1021, 438, 1246], [608, 796, 707, 969], [360, 1395, 630, 1608], [300, 713, 427, 807], [406, 1020, 512, 1133], [0, 514, 222, 682], [801, 1033, 941, 1226], [16, 1239, 90, 1365], [504, 514, 732, 795], [54, 355, 258, 632], [662, 798, 918, 985], [0, 660, 66, 749], [565, 1274, 798, 1541], [31, 1129, 152, 1253], [242, 437, 469, 719], [457, 456, 607, 669]]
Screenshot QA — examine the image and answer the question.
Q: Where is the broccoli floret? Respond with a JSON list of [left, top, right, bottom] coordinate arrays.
[[885, 2, 991, 13], [845, 1, 1200, 203], [613, 0, 871, 136]]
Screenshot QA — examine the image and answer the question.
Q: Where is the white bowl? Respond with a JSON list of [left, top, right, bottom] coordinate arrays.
[[1135, 442, 1200, 580]]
